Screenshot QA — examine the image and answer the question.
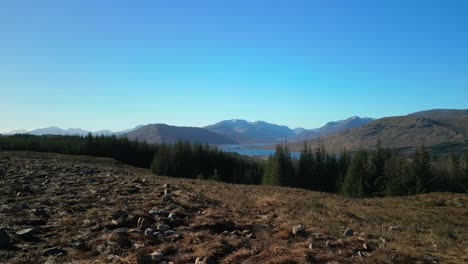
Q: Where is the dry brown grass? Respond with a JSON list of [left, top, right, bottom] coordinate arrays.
[[0, 151, 467, 264]]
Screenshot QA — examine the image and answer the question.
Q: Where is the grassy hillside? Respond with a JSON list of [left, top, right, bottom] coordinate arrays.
[[0, 152, 466, 263], [290, 109, 468, 154]]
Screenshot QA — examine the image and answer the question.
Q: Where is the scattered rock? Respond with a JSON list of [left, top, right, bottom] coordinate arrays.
[[364, 241, 378, 250], [144, 228, 155, 237], [389, 226, 400, 232], [33, 208, 49, 218], [163, 194, 173, 203], [246, 233, 256, 239], [111, 210, 128, 220], [16, 228, 39, 240], [43, 246, 67, 256], [0, 228, 11, 248], [150, 251, 164, 261], [308, 243, 313, 249], [113, 228, 129, 235], [344, 228, 354, 237], [165, 230, 176, 236], [18, 203, 30, 209], [195, 256, 214, 264], [69, 241, 87, 251], [137, 217, 150, 230], [158, 224, 170, 232], [292, 224, 307, 236]]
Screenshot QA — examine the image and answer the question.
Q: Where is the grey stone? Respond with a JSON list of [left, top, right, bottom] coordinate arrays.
[[113, 228, 129, 235], [16, 228, 39, 240], [0, 228, 11, 248], [43, 246, 67, 256], [292, 224, 306, 236], [111, 210, 128, 220], [144, 228, 155, 237], [150, 251, 164, 261], [344, 228, 354, 237], [163, 194, 173, 203], [165, 230, 176, 236], [389, 226, 400, 232], [157, 224, 170, 232]]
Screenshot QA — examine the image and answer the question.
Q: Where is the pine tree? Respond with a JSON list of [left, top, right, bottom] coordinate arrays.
[[297, 142, 314, 189], [341, 149, 370, 197], [412, 145, 432, 194], [262, 143, 294, 186]]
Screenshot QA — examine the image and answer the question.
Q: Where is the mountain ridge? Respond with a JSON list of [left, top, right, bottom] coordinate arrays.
[[289, 109, 468, 154]]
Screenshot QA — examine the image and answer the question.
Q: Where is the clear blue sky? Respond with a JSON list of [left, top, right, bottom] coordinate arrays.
[[1, 0, 467, 132]]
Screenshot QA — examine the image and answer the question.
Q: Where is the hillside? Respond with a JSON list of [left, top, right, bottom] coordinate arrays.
[[0, 151, 466, 263], [292, 116, 374, 142], [290, 109, 468, 154], [205, 119, 294, 143], [125, 124, 237, 144]]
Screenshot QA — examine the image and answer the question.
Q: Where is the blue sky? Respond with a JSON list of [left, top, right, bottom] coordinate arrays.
[[1, 0, 467, 132]]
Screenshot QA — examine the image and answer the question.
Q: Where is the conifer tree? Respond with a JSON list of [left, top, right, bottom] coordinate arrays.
[[262, 143, 294, 186]]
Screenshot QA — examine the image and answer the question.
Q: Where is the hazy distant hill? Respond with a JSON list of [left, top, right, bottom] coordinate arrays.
[[205, 119, 294, 143], [28, 127, 89, 136], [125, 124, 237, 144], [291, 109, 468, 154], [5, 125, 143, 137], [291, 116, 374, 142]]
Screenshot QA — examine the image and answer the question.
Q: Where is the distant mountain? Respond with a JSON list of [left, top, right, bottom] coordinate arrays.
[[125, 124, 237, 144], [291, 116, 375, 142], [5, 125, 144, 137], [28, 127, 89, 136], [3, 129, 28, 135], [205, 119, 294, 143], [318, 116, 375, 135], [290, 109, 468, 154]]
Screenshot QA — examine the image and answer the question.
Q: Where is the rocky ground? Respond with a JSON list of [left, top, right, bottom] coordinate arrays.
[[0, 151, 466, 264]]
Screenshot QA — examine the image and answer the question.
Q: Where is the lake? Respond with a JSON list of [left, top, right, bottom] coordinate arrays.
[[217, 143, 301, 158]]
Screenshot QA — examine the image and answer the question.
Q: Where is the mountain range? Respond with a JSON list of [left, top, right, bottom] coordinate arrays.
[[3, 116, 374, 144], [289, 109, 468, 154], [3, 109, 467, 154], [3, 125, 144, 137]]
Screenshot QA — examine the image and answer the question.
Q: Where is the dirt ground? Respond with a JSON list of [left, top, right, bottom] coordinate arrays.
[[0, 151, 466, 264]]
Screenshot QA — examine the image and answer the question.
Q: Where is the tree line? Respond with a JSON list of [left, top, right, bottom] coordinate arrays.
[[263, 141, 467, 197], [0, 134, 263, 185], [0, 134, 466, 196]]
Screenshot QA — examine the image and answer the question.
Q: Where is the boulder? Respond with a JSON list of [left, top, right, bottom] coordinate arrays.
[[137, 217, 150, 230], [16, 228, 39, 240], [163, 194, 173, 203], [157, 224, 170, 232], [292, 224, 307, 236], [344, 228, 354, 237], [111, 210, 128, 220], [144, 228, 156, 237]]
